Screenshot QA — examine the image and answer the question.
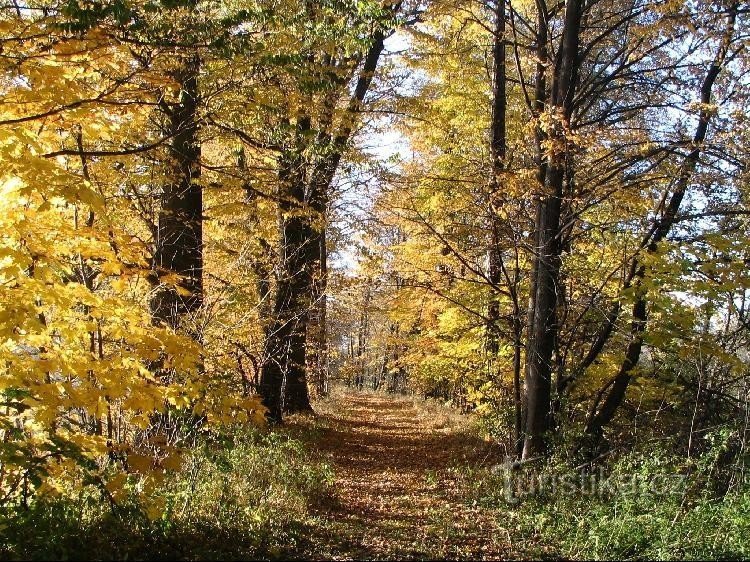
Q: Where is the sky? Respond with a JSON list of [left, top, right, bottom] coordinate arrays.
[[329, 30, 415, 274]]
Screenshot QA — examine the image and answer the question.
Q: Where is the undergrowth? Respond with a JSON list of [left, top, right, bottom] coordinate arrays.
[[1, 428, 334, 561], [454, 438, 750, 560]]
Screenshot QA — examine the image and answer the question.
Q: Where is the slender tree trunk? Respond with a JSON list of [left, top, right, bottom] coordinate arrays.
[[355, 284, 371, 387], [584, 5, 737, 443], [512, 315, 523, 456], [488, 0, 523, 457], [486, 0, 506, 355], [523, 0, 584, 459], [522, 0, 548, 457], [307, 190, 329, 397], [151, 53, 202, 336]]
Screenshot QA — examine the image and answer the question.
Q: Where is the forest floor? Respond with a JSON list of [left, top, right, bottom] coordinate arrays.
[[283, 389, 519, 560]]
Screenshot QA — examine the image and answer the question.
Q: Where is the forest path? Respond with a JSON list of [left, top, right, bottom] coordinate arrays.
[[287, 390, 513, 560]]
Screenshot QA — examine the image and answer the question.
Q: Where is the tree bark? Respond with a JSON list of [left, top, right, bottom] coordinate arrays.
[[523, 0, 584, 459], [151, 53, 202, 336], [486, 0, 506, 356], [260, 127, 315, 420]]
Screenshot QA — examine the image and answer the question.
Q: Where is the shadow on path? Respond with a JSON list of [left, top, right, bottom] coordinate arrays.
[[285, 391, 510, 560]]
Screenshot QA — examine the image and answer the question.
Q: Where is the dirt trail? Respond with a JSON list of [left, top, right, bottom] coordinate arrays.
[[289, 391, 512, 560]]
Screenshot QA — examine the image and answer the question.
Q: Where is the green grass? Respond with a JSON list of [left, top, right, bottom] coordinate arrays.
[[453, 449, 750, 561]]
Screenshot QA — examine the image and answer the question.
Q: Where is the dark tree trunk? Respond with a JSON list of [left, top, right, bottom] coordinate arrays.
[[524, 0, 549, 352], [486, 0, 506, 355], [357, 288, 370, 384], [282, 168, 320, 414], [487, 0, 523, 458], [584, 6, 737, 443], [151, 54, 202, 336], [260, 138, 314, 421], [523, 0, 584, 459]]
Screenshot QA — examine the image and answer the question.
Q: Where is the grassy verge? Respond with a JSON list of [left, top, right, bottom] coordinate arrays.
[[452, 449, 750, 560], [1, 428, 334, 561]]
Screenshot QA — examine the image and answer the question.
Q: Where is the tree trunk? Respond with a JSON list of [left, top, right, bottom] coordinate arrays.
[[523, 0, 584, 459], [486, 0, 506, 356], [259, 138, 314, 422], [151, 53, 202, 336], [307, 192, 329, 397], [265, 22, 391, 414], [584, 5, 737, 443], [512, 316, 523, 457]]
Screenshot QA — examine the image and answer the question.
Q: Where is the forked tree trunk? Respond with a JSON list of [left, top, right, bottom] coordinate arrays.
[[523, 0, 584, 459]]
